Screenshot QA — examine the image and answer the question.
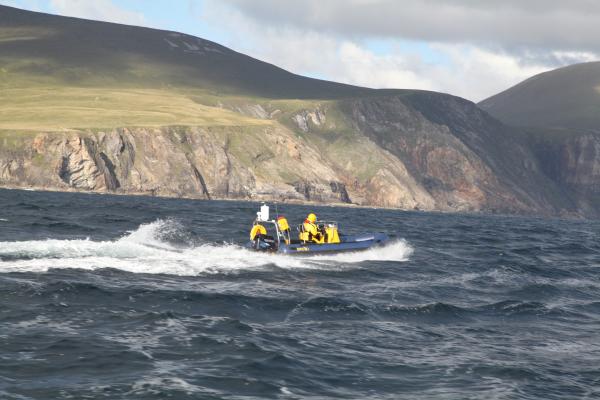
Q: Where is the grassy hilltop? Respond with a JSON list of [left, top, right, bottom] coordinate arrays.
[[0, 4, 384, 132], [479, 62, 600, 130]]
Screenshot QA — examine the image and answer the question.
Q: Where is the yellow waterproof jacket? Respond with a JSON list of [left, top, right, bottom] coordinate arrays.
[[250, 224, 267, 240], [277, 217, 291, 244], [299, 220, 322, 243]]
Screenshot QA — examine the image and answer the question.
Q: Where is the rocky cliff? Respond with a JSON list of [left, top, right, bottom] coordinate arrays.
[[0, 93, 585, 216], [522, 129, 600, 216], [0, 126, 347, 203]]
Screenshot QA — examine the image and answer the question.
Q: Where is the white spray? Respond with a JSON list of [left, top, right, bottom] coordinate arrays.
[[0, 220, 413, 276]]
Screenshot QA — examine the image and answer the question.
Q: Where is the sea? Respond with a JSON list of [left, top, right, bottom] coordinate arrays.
[[0, 188, 599, 399]]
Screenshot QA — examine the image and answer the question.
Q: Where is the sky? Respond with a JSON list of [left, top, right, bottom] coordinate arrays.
[[1, 0, 598, 101]]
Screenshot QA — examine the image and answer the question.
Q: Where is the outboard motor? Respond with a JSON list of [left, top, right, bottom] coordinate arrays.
[[250, 204, 278, 251]]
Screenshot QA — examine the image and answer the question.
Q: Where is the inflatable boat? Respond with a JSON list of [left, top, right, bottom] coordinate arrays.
[[245, 205, 389, 254]]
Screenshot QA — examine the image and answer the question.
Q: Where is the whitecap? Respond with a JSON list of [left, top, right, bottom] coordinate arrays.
[[0, 219, 412, 276]]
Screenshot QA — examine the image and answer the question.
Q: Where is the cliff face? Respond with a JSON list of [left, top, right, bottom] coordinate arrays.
[[336, 94, 573, 214], [0, 122, 430, 207], [0, 94, 586, 216], [0, 127, 349, 203], [344, 95, 521, 212], [524, 130, 600, 216]]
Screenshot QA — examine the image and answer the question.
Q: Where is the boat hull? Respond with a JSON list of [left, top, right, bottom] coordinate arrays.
[[246, 233, 389, 254]]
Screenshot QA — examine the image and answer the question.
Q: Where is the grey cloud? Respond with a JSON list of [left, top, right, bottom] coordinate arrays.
[[218, 0, 600, 56]]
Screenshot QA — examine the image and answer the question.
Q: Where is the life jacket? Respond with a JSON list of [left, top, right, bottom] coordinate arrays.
[[250, 224, 267, 240], [325, 224, 340, 243], [277, 216, 290, 232], [299, 219, 322, 243], [277, 216, 291, 244]]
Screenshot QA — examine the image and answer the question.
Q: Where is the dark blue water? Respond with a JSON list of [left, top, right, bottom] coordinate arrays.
[[0, 189, 599, 399]]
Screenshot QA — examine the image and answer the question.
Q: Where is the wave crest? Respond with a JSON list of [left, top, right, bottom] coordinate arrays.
[[0, 219, 412, 276]]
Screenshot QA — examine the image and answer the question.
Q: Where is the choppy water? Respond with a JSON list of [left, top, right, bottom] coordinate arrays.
[[0, 189, 599, 399]]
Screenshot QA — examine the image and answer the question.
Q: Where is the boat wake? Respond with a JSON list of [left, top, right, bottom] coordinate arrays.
[[0, 220, 413, 276]]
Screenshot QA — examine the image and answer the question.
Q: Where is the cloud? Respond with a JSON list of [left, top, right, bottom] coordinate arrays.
[[49, 0, 146, 26], [220, 0, 600, 55], [428, 45, 550, 100], [201, 1, 593, 101], [0, 0, 46, 11], [199, 3, 435, 90]]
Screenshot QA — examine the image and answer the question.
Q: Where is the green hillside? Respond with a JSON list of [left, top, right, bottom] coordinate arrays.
[[0, 5, 382, 97], [0, 6, 360, 97], [0, 4, 413, 131], [479, 62, 600, 130], [0, 87, 277, 130]]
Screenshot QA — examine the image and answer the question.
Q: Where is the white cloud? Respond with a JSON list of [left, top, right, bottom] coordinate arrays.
[[49, 0, 146, 26], [200, 1, 581, 101], [428, 46, 549, 100], [1, 0, 45, 11], [220, 0, 600, 55], [335, 42, 434, 91]]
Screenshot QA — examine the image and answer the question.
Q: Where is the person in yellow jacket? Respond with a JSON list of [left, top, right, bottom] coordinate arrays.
[[250, 221, 276, 250], [277, 215, 291, 244], [249, 222, 267, 241], [299, 213, 323, 243]]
